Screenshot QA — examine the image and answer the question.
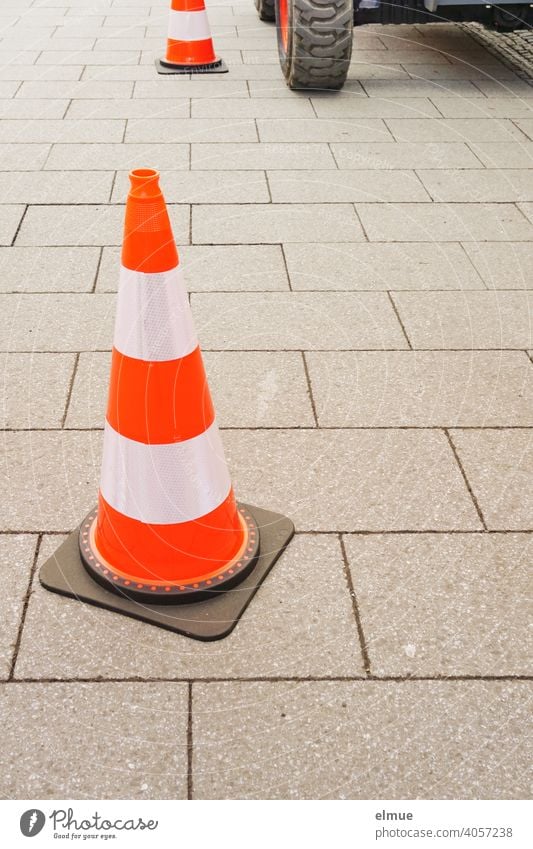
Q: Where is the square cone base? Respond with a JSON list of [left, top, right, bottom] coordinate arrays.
[[155, 57, 228, 75], [39, 504, 294, 642]]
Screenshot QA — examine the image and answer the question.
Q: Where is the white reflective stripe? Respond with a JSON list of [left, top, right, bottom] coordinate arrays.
[[114, 265, 197, 362], [100, 419, 231, 525], [167, 9, 212, 42]]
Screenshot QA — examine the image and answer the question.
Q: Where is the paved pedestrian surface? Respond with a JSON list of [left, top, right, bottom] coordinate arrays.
[[0, 0, 532, 801]]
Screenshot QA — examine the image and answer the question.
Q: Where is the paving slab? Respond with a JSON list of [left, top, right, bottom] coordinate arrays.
[[393, 291, 533, 349], [65, 350, 315, 428], [0, 99, 69, 119], [16, 80, 134, 98], [0, 65, 84, 82], [96, 244, 289, 292], [305, 351, 533, 427], [17, 204, 190, 246], [0, 119, 125, 143], [0, 430, 101, 532], [125, 118, 258, 143], [331, 141, 481, 169], [192, 680, 531, 798], [386, 117, 525, 143], [418, 169, 533, 202], [0, 293, 115, 352], [45, 142, 189, 171], [0, 535, 36, 680], [16, 534, 363, 679], [475, 80, 533, 97], [431, 97, 533, 118], [66, 98, 190, 119], [37, 50, 141, 65], [463, 242, 533, 289], [0, 143, 51, 171], [283, 242, 483, 291], [222, 428, 479, 530], [268, 169, 430, 203], [467, 142, 533, 169], [1, 352, 75, 428], [191, 142, 336, 170], [403, 63, 516, 80], [0, 427, 479, 532], [362, 80, 485, 97], [311, 96, 440, 118], [133, 79, 250, 99], [0, 682, 188, 798], [357, 202, 533, 242], [344, 533, 532, 676], [191, 98, 315, 117], [191, 292, 407, 350], [0, 246, 100, 294], [0, 170, 114, 204], [451, 428, 533, 529], [257, 118, 391, 143], [192, 204, 364, 244]]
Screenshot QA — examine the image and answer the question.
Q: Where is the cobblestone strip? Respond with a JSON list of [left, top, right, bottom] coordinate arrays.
[[464, 23, 533, 81]]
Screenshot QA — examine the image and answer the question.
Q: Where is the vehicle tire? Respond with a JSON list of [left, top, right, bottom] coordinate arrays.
[[276, 0, 353, 90], [255, 0, 276, 22]]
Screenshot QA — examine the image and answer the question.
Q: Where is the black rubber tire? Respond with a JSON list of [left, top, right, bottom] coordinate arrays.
[[255, 0, 276, 22], [276, 0, 354, 90]]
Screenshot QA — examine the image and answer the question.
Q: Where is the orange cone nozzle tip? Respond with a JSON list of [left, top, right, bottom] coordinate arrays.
[[128, 168, 162, 199]]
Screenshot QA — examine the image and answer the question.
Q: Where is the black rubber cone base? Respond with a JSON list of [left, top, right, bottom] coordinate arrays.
[[155, 57, 228, 75], [39, 504, 294, 642]]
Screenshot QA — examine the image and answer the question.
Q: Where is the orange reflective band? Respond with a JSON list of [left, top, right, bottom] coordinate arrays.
[[166, 37, 217, 65], [95, 488, 244, 583], [122, 169, 179, 273], [170, 0, 207, 11], [106, 345, 215, 445]]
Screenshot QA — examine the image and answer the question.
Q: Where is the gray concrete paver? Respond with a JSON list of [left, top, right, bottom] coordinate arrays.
[[192, 680, 532, 798], [344, 533, 533, 676], [0, 682, 189, 798]]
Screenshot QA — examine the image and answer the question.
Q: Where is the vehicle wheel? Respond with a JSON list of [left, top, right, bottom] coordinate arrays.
[[255, 0, 276, 22], [276, 0, 354, 90]]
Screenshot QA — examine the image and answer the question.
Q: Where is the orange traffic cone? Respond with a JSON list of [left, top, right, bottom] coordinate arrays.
[[39, 168, 293, 640], [156, 0, 228, 75], [80, 169, 256, 602]]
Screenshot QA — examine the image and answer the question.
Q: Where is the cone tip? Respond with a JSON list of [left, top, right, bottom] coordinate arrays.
[[128, 168, 161, 199]]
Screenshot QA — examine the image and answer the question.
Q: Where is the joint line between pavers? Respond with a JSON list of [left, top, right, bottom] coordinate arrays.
[[91, 245, 104, 293], [300, 351, 319, 427], [445, 427, 488, 530], [8, 533, 42, 682], [339, 534, 372, 676], [387, 291, 413, 349], [9, 674, 531, 685], [187, 682, 194, 801], [10, 204, 28, 247], [60, 352, 80, 429]]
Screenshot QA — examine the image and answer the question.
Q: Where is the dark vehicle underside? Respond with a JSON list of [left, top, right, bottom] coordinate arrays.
[[254, 0, 532, 89]]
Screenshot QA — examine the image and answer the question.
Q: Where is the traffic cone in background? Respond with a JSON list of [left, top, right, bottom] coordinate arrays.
[[156, 0, 228, 75], [80, 168, 257, 602], [40, 168, 293, 640]]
